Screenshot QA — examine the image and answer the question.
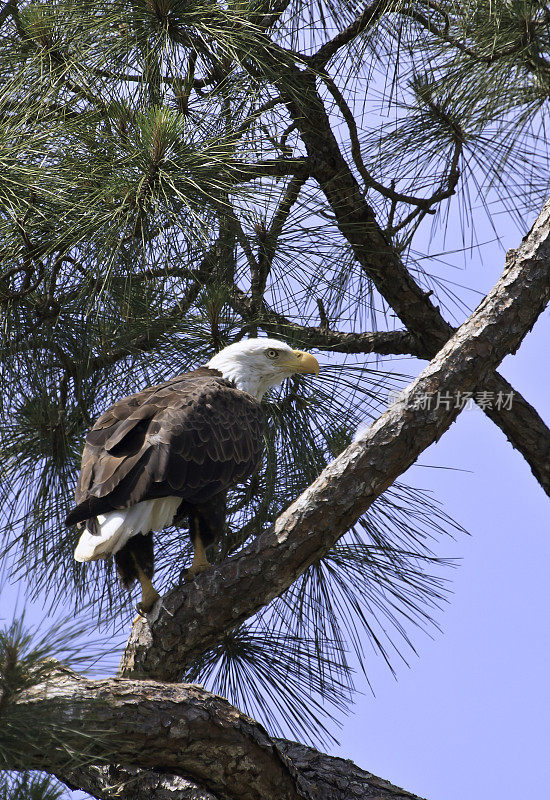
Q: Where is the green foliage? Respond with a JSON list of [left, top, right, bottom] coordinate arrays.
[[0, 772, 65, 800], [0, 0, 545, 750], [184, 621, 354, 745], [0, 614, 117, 782]]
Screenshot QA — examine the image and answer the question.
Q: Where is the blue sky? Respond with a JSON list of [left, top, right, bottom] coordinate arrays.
[[332, 204, 550, 799], [335, 325, 550, 799]]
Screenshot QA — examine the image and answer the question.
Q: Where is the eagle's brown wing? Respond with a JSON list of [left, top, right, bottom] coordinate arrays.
[[65, 368, 264, 525]]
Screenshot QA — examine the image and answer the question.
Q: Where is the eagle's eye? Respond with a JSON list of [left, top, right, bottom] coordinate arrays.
[[266, 348, 279, 359]]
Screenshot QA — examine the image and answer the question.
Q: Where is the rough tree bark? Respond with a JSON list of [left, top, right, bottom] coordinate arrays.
[[9, 666, 309, 800], [4, 201, 548, 800], [61, 741, 426, 800]]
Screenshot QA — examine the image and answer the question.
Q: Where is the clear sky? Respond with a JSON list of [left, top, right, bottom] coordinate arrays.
[[3, 201, 549, 800], [332, 205, 550, 800], [335, 322, 550, 799]]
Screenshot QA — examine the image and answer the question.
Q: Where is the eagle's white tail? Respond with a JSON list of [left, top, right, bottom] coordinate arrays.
[[74, 496, 181, 562]]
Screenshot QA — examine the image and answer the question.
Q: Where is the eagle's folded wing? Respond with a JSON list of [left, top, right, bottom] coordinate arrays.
[[66, 369, 264, 526]]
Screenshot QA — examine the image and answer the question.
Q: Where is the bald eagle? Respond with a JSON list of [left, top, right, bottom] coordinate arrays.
[[66, 339, 319, 614]]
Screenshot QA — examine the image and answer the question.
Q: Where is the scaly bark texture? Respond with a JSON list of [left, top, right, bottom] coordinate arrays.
[[278, 740, 427, 800], [6, 665, 310, 800], [480, 370, 550, 491], [60, 740, 426, 800], [118, 200, 550, 683], [60, 765, 219, 800]]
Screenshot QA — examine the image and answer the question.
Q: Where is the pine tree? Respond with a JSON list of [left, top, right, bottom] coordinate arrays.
[[0, 2, 548, 798]]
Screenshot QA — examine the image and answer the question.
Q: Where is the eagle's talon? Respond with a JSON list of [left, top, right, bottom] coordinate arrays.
[[135, 590, 161, 615], [133, 606, 148, 625], [133, 595, 162, 624]]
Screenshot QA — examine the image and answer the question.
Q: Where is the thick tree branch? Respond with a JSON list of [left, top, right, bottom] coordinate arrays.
[[59, 764, 218, 800], [480, 371, 550, 491], [266, 63, 550, 495], [229, 278, 550, 490], [229, 284, 424, 355], [6, 665, 310, 800], [59, 740, 426, 800], [278, 740, 427, 800], [118, 200, 550, 683]]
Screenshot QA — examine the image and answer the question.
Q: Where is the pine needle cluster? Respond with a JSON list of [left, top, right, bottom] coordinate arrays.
[[0, 0, 546, 762]]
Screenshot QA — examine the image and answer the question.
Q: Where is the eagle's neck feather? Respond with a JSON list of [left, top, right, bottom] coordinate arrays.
[[206, 353, 282, 400], [209, 363, 267, 400]]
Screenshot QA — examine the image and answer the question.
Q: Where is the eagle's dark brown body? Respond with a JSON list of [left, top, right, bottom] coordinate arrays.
[[66, 367, 264, 592]]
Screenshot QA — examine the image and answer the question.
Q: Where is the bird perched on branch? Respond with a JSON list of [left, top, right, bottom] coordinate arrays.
[[66, 339, 319, 615]]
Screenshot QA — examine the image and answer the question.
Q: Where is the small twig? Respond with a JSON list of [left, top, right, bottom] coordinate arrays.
[[279, 122, 297, 156], [307, 1, 388, 68], [316, 298, 329, 330], [322, 73, 460, 211]]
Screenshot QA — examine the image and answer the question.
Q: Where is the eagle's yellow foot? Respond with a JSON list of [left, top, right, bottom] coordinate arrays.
[[131, 554, 161, 618], [184, 534, 211, 581]]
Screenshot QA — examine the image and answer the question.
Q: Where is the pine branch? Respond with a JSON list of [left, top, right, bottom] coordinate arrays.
[[254, 0, 294, 32], [262, 58, 550, 496], [320, 71, 461, 211], [228, 284, 424, 355], [86, 235, 227, 373], [270, 67, 455, 348], [3, 664, 310, 800], [307, 1, 391, 68], [402, 3, 549, 67], [479, 371, 550, 491], [59, 740, 426, 800], [118, 199, 550, 682], [59, 765, 219, 800]]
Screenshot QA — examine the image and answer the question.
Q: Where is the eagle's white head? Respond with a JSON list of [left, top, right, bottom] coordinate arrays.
[[207, 338, 319, 400]]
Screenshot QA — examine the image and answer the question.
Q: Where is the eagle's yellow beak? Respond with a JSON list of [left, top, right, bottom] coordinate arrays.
[[290, 350, 320, 376]]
